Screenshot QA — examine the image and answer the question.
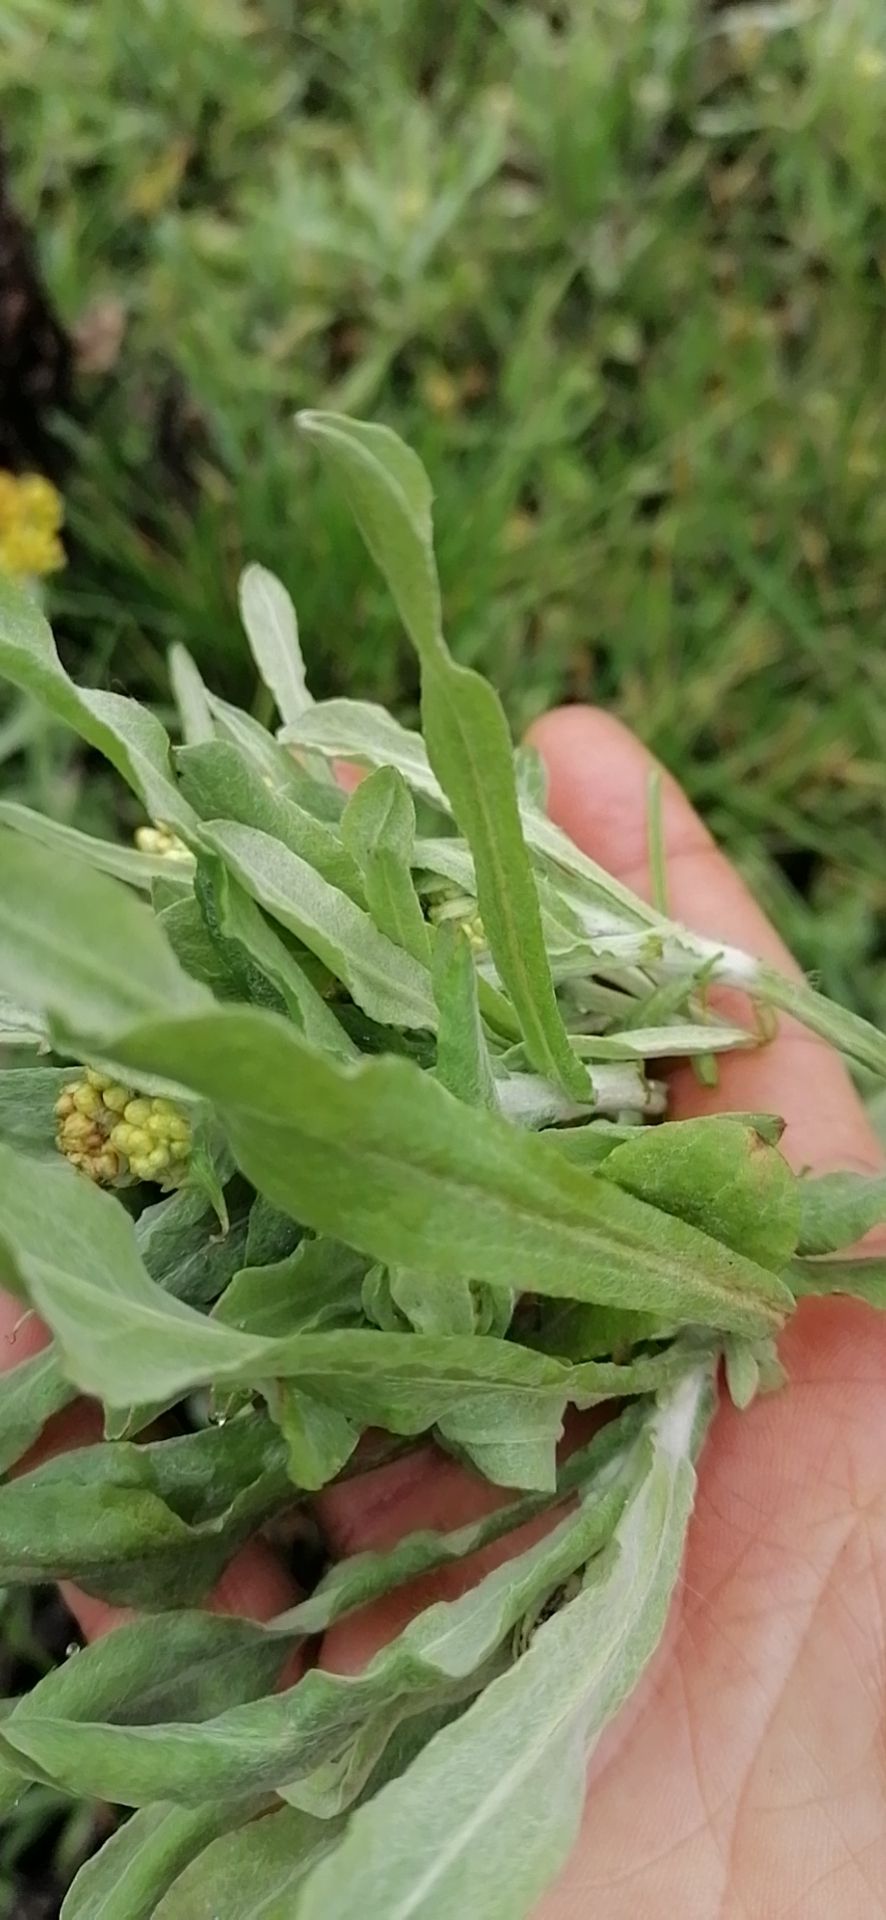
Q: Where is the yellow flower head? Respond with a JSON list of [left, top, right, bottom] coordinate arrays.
[[0, 471, 65, 583], [56, 1071, 191, 1190]]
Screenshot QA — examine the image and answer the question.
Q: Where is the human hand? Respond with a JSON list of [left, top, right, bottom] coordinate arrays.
[[5, 706, 885, 1917], [314, 708, 886, 1919]]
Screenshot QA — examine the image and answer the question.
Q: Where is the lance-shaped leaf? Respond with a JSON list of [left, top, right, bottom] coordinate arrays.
[[178, 739, 362, 901], [106, 1006, 792, 1333], [0, 576, 197, 834], [0, 838, 793, 1338], [0, 1141, 570, 1485], [599, 1116, 799, 1274], [0, 1417, 640, 1807], [0, 1066, 76, 1156], [136, 1185, 250, 1308], [0, 800, 189, 890], [284, 696, 652, 936], [239, 563, 312, 723], [206, 691, 342, 820], [298, 413, 588, 1100], [0, 1414, 292, 1604], [278, 1410, 644, 1640], [796, 1169, 886, 1256], [0, 1608, 300, 1819], [213, 1238, 367, 1339], [152, 1708, 468, 1920], [432, 923, 497, 1110], [200, 856, 358, 1060], [284, 697, 445, 812], [287, 698, 886, 1084], [0, 1344, 76, 1476], [291, 1369, 713, 1920], [572, 1020, 753, 1061], [788, 1257, 886, 1308], [200, 821, 437, 1030], [341, 765, 430, 962], [61, 1800, 266, 1920], [153, 1806, 344, 1920], [0, 828, 209, 1036], [168, 643, 214, 747]]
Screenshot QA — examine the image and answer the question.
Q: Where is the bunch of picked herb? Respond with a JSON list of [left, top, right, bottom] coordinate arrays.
[[0, 415, 884, 1920]]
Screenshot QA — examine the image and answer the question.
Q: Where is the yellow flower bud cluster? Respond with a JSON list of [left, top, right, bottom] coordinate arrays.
[[429, 894, 486, 954], [134, 822, 190, 860], [0, 471, 65, 582], [55, 1070, 191, 1190]]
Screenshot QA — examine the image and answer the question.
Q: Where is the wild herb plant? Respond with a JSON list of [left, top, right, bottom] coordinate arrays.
[[0, 416, 884, 1918]]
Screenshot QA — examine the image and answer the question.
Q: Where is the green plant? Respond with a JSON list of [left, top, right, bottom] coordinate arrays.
[[0, 415, 884, 1916], [2, 0, 886, 1023]]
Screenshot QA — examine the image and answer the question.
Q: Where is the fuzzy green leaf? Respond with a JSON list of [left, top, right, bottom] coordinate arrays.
[[270, 1384, 360, 1490], [432, 923, 497, 1110], [292, 1370, 712, 1920], [0, 828, 209, 1036], [279, 1413, 642, 1640], [168, 644, 214, 748], [724, 1339, 761, 1411], [388, 1267, 477, 1338], [789, 1257, 886, 1307], [179, 739, 362, 901], [0, 801, 188, 890], [154, 1806, 344, 1919], [600, 1117, 799, 1273], [796, 1169, 886, 1256], [0, 1344, 76, 1476], [0, 577, 197, 834], [284, 698, 653, 935], [244, 1194, 301, 1268], [0, 1415, 291, 1604], [213, 1238, 367, 1339], [205, 691, 341, 818], [239, 563, 312, 724], [283, 699, 443, 810], [200, 857, 358, 1059], [0, 1067, 75, 1156], [298, 414, 588, 1100], [0, 1608, 298, 1809], [62, 1801, 264, 1920], [136, 1186, 250, 1309], [107, 1007, 792, 1334], [156, 895, 249, 1001], [341, 765, 430, 962], [201, 821, 437, 1030], [0, 1416, 638, 1807]]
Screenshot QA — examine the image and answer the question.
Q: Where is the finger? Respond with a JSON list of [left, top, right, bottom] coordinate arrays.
[[317, 1445, 568, 1673], [316, 1408, 602, 1670], [530, 706, 884, 1178], [63, 1536, 300, 1645]]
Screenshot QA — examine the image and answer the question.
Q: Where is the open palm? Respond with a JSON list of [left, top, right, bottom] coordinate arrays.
[[8, 707, 886, 1917]]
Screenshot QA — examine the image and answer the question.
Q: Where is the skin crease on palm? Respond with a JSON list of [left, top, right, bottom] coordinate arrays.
[[5, 707, 886, 1918]]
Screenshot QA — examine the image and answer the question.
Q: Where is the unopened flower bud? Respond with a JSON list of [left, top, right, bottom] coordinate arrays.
[[101, 1083, 130, 1114], [56, 1070, 192, 1190], [134, 823, 190, 860], [72, 1083, 102, 1118]]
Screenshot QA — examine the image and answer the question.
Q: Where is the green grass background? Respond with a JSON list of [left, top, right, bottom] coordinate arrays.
[[0, 0, 884, 1896], [3, 0, 885, 1022]]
